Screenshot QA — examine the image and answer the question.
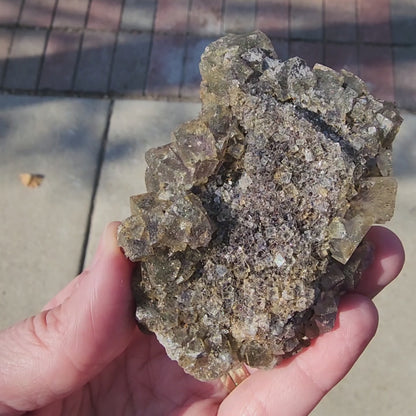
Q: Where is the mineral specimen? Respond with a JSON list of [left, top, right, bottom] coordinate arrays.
[[118, 31, 402, 381]]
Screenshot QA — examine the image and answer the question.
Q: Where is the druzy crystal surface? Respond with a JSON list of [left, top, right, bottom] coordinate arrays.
[[118, 31, 402, 381]]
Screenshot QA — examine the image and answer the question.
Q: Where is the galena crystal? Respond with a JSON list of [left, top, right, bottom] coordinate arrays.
[[118, 31, 402, 381]]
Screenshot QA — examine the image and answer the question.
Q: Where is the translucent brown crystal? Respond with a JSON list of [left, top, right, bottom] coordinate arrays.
[[118, 31, 402, 381]]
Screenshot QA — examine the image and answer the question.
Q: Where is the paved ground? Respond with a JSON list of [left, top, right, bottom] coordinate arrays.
[[1, 98, 415, 416], [0, 0, 415, 415], [0, 0, 415, 109]]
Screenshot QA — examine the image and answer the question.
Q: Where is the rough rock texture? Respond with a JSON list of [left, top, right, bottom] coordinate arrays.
[[118, 31, 402, 381]]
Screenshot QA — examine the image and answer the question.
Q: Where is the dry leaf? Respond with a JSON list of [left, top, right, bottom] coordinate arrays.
[[19, 173, 44, 188]]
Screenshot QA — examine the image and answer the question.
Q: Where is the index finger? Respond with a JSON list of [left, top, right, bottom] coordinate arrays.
[[355, 226, 405, 298]]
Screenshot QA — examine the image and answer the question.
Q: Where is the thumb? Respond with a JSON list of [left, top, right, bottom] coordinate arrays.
[[0, 222, 136, 414]]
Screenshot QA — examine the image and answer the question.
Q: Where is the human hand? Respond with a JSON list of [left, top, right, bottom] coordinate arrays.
[[0, 223, 404, 416]]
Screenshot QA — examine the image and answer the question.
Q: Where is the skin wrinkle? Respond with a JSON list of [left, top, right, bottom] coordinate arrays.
[[60, 390, 82, 416], [57, 346, 89, 394], [42, 272, 86, 311], [2, 318, 62, 412], [146, 368, 179, 414], [58, 300, 117, 396], [44, 305, 67, 341], [127, 340, 162, 414], [26, 314, 52, 353], [260, 380, 277, 416], [133, 339, 204, 415], [86, 383, 97, 416], [88, 294, 98, 351], [103, 358, 125, 401], [46, 305, 94, 395], [104, 353, 135, 416], [91, 263, 102, 333], [147, 340, 165, 395], [126, 339, 160, 414], [237, 393, 269, 416], [294, 356, 327, 397], [123, 357, 137, 414], [121, 368, 135, 416], [61, 316, 104, 388], [85, 362, 116, 416], [65, 389, 84, 416], [124, 346, 142, 413], [170, 375, 200, 411], [169, 376, 226, 415]]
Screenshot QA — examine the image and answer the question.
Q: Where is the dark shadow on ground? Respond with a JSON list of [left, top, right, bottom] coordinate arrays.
[[0, 1, 415, 106]]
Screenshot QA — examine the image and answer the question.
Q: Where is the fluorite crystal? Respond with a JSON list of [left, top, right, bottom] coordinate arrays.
[[118, 31, 402, 381]]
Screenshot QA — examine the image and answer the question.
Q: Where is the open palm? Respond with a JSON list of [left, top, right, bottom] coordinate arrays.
[[0, 224, 404, 416]]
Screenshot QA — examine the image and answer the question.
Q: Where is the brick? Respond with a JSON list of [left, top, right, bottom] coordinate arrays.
[[224, 0, 256, 33], [74, 31, 116, 93], [110, 32, 151, 94], [393, 46, 416, 110], [324, 0, 356, 42], [20, 0, 56, 27], [154, 0, 189, 34], [0, 29, 13, 84], [357, 0, 391, 43], [390, 0, 416, 45], [53, 0, 89, 28], [0, 0, 23, 25], [271, 38, 289, 61], [325, 43, 358, 74], [290, 41, 323, 67], [39, 30, 81, 90], [290, 0, 323, 40], [120, 0, 157, 31], [189, 0, 222, 36], [3, 29, 47, 90], [181, 37, 215, 98], [87, 0, 123, 31], [146, 34, 186, 97], [359, 45, 394, 102], [256, 0, 289, 38]]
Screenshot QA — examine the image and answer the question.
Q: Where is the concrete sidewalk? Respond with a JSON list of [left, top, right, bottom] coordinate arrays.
[[0, 96, 415, 415]]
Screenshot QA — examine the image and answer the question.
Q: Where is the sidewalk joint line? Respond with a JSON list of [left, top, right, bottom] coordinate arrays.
[[288, 0, 292, 57], [143, 0, 158, 96], [355, 0, 362, 79], [78, 98, 114, 274], [107, 0, 125, 93], [220, 0, 226, 35], [0, 0, 25, 88], [35, 0, 60, 91], [0, 29, 15, 88], [70, 0, 93, 91], [389, 0, 398, 105], [322, 0, 327, 64], [17, 0, 26, 25], [179, 0, 193, 98]]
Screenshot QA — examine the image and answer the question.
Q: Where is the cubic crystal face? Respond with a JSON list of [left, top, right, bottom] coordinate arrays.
[[118, 31, 402, 381]]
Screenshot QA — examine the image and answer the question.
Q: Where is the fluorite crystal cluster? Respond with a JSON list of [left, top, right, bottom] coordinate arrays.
[[118, 31, 402, 381]]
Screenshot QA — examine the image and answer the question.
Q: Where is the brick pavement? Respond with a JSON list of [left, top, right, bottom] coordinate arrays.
[[0, 0, 414, 109]]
